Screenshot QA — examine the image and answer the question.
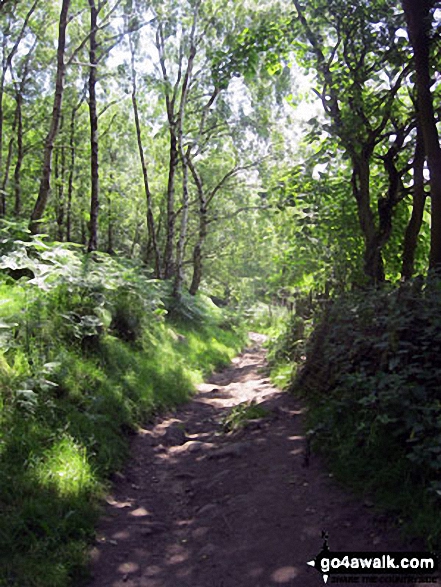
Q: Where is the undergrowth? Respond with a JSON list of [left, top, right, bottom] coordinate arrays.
[[0, 223, 244, 587], [289, 277, 441, 548], [222, 399, 270, 432], [264, 294, 320, 389]]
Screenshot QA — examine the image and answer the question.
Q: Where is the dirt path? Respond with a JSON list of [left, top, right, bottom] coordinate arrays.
[[89, 333, 421, 587]]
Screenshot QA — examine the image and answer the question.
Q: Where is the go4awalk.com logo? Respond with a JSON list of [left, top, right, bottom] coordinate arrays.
[[307, 532, 439, 584]]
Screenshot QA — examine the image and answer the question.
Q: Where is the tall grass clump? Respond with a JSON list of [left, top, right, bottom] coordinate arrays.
[[0, 222, 244, 587], [264, 291, 324, 388], [291, 277, 441, 548]]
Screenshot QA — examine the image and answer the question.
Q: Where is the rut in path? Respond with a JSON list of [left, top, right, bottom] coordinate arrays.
[[89, 333, 419, 587]]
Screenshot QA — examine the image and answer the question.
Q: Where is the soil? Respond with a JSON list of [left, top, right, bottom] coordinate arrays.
[[88, 333, 424, 587]]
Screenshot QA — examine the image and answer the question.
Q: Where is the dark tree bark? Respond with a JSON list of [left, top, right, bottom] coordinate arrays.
[[402, 0, 441, 271], [29, 0, 70, 233], [172, 142, 190, 298], [402, 126, 427, 279], [80, 200, 87, 245], [189, 213, 207, 295], [163, 131, 178, 278], [187, 158, 260, 295], [350, 151, 385, 283], [369, 127, 408, 278], [294, 0, 385, 283], [87, 0, 99, 252]]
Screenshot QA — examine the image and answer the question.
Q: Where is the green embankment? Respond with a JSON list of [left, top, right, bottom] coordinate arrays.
[[271, 282, 441, 549], [0, 234, 244, 587]]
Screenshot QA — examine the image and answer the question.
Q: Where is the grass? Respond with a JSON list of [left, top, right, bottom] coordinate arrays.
[[268, 362, 293, 389], [0, 239, 245, 587], [244, 301, 291, 338], [0, 319, 243, 587], [222, 400, 270, 432]]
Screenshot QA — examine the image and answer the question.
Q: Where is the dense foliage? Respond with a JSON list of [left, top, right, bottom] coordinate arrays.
[[0, 223, 244, 586], [0, 0, 436, 300], [277, 279, 441, 547]]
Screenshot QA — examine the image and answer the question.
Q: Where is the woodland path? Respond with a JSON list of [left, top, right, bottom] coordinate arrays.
[[89, 333, 420, 587]]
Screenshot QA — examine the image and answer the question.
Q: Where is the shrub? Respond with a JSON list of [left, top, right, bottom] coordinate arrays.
[[291, 276, 441, 547]]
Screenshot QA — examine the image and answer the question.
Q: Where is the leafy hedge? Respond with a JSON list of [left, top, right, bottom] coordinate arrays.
[[291, 277, 441, 547]]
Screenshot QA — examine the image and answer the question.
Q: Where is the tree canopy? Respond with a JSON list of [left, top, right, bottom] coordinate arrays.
[[0, 0, 439, 300]]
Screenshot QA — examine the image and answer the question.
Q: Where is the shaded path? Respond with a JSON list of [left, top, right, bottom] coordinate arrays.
[[89, 334, 420, 587]]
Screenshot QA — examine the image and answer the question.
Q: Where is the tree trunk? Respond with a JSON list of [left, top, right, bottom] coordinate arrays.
[[402, 0, 441, 270], [29, 0, 70, 233], [294, 0, 407, 284], [66, 88, 86, 242], [55, 116, 66, 241], [173, 109, 195, 298], [173, 146, 190, 298], [1, 100, 18, 214], [189, 203, 207, 296], [66, 108, 76, 242], [87, 0, 99, 252], [156, 23, 179, 280], [81, 204, 87, 246], [351, 154, 385, 283], [129, 35, 161, 277], [173, 8, 199, 298], [13, 89, 23, 216], [188, 157, 207, 296], [10, 37, 36, 217], [0, 0, 38, 209], [106, 192, 113, 254], [163, 129, 178, 278], [402, 125, 426, 280], [0, 36, 7, 214]]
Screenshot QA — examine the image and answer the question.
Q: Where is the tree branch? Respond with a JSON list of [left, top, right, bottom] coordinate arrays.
[[207, 159, 265, 206], [208, 205, 270, 224]]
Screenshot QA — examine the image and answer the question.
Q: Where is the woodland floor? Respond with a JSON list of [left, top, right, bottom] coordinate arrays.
[[88, 333, 424, 587]]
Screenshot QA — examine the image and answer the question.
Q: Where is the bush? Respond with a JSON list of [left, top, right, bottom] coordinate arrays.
[[291, 277, 441, 547]]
